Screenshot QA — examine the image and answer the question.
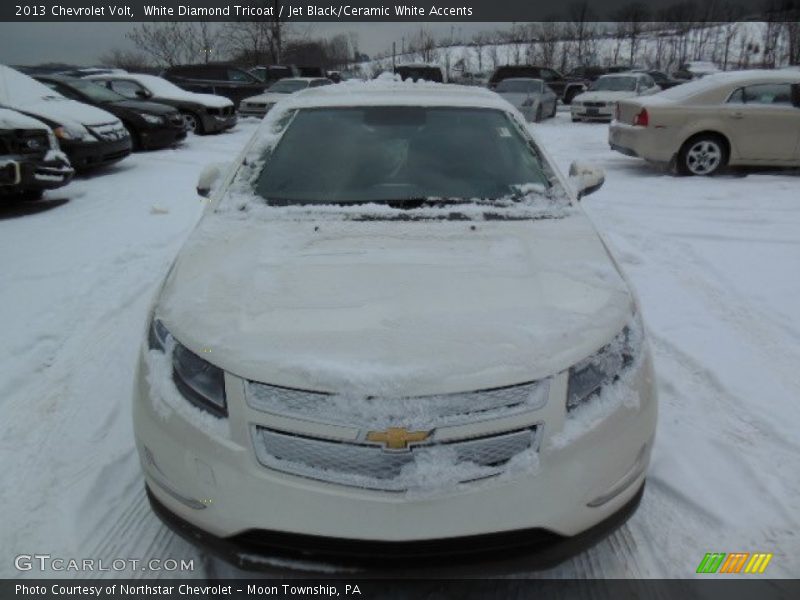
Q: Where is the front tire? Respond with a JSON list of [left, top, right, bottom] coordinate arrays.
[[535, 105, 543, 122], [677, 134, 728, 176], [182, 111, 204, 135]]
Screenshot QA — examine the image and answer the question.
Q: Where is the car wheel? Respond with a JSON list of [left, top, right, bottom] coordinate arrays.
[[550, 102, 557, 118], [182, 112, 203, 135], [19, 190, 44, 202], [677, 134, 728, 176], [535, 105, 543, 122], [571, 116, 580, 123], [124, 125, 141, 151]]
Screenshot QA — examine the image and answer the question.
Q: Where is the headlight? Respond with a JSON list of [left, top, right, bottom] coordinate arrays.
[[139, 113, 165, 125], [567, 326, 636, 412], [53, 126, 85, 141], [148, 319, 227, 417]]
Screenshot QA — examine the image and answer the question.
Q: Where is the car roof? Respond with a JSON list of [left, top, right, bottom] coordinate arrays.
[[274, 77, 327, 83], [497, 77, 544, 83], [275, 80, 513, 111]]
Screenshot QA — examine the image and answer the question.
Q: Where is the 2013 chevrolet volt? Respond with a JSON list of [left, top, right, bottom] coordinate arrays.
[[134, 81, 657, 569]]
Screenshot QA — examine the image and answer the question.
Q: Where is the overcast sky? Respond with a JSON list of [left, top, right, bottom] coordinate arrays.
[[0, 22, 498, 66]]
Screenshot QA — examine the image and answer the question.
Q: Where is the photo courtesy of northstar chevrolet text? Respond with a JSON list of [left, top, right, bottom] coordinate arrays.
[[1, 0, 799, 594]]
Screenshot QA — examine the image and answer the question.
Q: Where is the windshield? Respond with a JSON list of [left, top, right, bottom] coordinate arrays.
[[590, 76, 637, 92], [252, 106, 551, 206], [268, 80, 309, 93], [131, 75, 187, 95], [66, 79, 127, 102], [496, 79, 543, 94]]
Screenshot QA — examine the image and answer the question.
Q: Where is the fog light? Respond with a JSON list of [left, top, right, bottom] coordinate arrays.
[[587, 444, 648, 507]]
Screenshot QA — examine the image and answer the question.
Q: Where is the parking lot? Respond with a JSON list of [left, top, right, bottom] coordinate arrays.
[[1, 109, 799, 578]]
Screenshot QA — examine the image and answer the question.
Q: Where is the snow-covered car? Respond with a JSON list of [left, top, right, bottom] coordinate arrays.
[[134, 81, 657, 568], [238, 78, 333, 118], [1, 108, 73, 201], [673, 61, 720, 81], [494, 77, 557, 122], [609, 70, 800, 176], [571, 73, 661, 122], [1, 65, 131, 171], [85, 73, 236, 135]]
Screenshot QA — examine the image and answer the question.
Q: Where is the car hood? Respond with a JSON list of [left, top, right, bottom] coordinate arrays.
[[0, 107, 48, 130], [12, 97, 118, 128], [243, 92, 294, 104], [575, 90, 638, 102], [497, 92, 541, 106], [154, 90, 233, 109], [156, 213, 634, 396]]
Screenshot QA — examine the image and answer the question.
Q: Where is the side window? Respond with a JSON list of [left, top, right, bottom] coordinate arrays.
[[642, 75, 656, 88], [227, 69, 253, 82], [742, 83, 792, 105], [108, 79, 144, 98], [540, 69, 556, 81], [727, 88, 745, 103]]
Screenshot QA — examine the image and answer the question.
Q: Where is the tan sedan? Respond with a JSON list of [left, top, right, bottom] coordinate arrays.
[[609, 70, 800, 175]]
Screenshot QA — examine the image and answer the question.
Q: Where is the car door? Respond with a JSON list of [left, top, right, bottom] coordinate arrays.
[[723, 83, 800, 161]]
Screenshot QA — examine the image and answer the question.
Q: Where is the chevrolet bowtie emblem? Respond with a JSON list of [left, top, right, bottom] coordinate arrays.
[[366, 427, 431, 450]]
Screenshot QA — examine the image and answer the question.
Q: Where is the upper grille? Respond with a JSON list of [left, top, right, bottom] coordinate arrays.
[[88, 122, 128, 141], [252, 425, 540, 492], [246, 378, 549, 430], [583, 102, 607, 108]]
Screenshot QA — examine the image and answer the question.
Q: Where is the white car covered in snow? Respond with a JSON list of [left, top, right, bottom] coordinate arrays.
[[239, 77, 333, 118], [571, 73, 660, 122], [134, 81, 657, 568]]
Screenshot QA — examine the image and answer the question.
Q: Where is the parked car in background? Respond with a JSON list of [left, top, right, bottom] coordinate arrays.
[[239, 77, 333, 118], [249, 65, 299, 86], [634, 70, 684, 90], [394, 64, 446, 83], [85, 73, 236, 135], [488, 65, 586, 104], [571, 73, 660, 122], [1, 108, 73, 201], [135, 81, 656, 568], [673, 61, 720, 81], [610, 70, 800, 176], [297, 66, 325, 78], [0, 65, 131, 171], [494, 78, 557, 122], [34, 75, 187, 151], [161, 64, 266, 108]]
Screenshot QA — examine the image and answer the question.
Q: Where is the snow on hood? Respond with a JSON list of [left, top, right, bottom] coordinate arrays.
[[574, 90, 639, 103], [243, 91, 294, 104], [0, 107, 48, 130], [0, 65, 118, 127], [155, 213, 634, 396]]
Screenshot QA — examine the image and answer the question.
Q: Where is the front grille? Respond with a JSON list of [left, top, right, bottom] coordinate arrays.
[[246, 379, 549, 430], [252, 425, 540, 491], [0, 130, 49, 155], [583, 102, 607, 108], [87, 122, 128, 141]]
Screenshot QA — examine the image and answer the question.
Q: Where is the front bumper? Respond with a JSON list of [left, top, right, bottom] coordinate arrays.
[[133, 344, 657, 568], [61, 137, 131, 170], [0, 153, 74, 193], [201, 113, 238, 134], [140, 125, 187, 150], [571, 105, 614, 121]]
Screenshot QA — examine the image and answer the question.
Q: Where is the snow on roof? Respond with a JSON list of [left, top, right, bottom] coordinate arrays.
[[275, 79, 512, 111], [650, 69, 800, 102]]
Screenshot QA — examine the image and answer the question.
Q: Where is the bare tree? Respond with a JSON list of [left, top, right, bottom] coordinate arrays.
[[98, 48, 151, 71], [470, 32, 490, 72], [567, 1, 598, 65], [614, 2, 651, 65]]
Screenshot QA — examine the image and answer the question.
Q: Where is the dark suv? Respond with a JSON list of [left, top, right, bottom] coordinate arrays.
[[488, 65, 586, 104], [162, 64, 266, 108]]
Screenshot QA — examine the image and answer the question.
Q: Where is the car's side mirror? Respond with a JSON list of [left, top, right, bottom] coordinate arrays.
[[569, 161, 605, 199], [135, 89, 151, 99], [791, 83, 800, 108], [196, 163, 227, 198]]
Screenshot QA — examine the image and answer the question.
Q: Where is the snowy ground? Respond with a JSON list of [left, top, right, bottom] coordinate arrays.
[[2, 111, 799, 580]]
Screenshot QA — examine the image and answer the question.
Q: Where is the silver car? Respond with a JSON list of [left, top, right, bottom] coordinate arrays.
[[494, 78, 558, 122]]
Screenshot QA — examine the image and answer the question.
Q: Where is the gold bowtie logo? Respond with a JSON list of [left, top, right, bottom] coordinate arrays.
[[366, 427, 431, 450]]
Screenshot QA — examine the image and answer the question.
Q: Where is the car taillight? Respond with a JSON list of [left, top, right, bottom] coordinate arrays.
[[633, 108, 649, 127]]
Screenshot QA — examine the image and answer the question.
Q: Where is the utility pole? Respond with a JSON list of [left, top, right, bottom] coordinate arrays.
[[392, 41, 396, 71]]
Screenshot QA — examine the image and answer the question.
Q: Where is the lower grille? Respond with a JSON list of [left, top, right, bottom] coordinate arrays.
[[252, 425, 540, 492], [583, 102, 607, 108]]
